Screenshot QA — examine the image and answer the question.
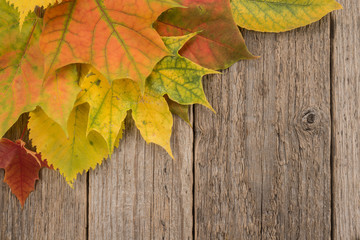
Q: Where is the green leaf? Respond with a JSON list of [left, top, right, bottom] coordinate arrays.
[[147, 34, 217, 111]]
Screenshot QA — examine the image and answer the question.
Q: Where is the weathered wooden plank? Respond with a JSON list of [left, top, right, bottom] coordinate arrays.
[[194, 19, 332, 239], [0, 115, 87, 240], [332, 0, 360, 238], [88, 114, 193, 239]]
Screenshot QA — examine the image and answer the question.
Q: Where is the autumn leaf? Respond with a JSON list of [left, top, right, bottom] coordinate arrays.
[[39, 65, 81, 133], [147, 34, 216, 111], [0, 0, 343, 202], [75, 66, 128, 153], [165, 96, 191, 126], [6, 0, 61, 28], [230, 0, 342, 32], [113, 122, 125, 150], [40, 0, 180, 92], [76, 66, 173, 157], [154, 0, 256, 70], [29, 104, 109, 185], [0, 1, 80, 137], [0, 138, 52, 207]]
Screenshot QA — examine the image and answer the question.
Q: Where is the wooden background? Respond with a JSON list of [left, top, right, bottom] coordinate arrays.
[[1, 0, 359, 239]]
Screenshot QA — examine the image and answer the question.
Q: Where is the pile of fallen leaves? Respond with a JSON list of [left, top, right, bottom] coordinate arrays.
[[0, 0, 341, 206]]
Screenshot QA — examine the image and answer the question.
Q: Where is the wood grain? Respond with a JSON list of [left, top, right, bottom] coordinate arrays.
[[194, 19, 332, 239], [332, 0, 360, 238], [0, 115, 87, 240], [88, 113, 193, 239]]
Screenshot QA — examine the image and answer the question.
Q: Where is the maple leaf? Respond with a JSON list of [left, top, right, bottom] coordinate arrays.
[[0, 2, 80, 137], [165, 95, 191, 126], [40, 0, 180, 92], [230, 0, 342, 32], [0, 138, 52, 207], [113, 122, 125, 150], [154, 0, 256, 70], [6, 0, 61, 28], [76, 66, 173, 157], [147, 34, 217, 111], [29, 104, 109, 185]]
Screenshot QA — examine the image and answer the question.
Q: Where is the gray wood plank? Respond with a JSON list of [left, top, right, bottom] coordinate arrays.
[[0, 115, 87, 240], [194, 19, 332, 239], [332, 0, 360, 238], [88, 114, 193, 239]]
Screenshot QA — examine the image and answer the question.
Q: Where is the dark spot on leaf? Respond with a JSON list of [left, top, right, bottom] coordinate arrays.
[[87, 72, 96, 77]]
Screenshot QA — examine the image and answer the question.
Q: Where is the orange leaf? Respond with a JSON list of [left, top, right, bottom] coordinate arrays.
[[0, 138, 52, 207], [40, 0, 180, 91], [154, 0, 256, 70]]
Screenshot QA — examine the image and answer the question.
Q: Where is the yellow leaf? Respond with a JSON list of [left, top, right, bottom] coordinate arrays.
[[76, 67, 173, 157], [133, 91, 173, 158], [230, 0, 342, 32], [113, 122, 125, 150], [7, 0, 61, 28], [29, 104, 108, 185]]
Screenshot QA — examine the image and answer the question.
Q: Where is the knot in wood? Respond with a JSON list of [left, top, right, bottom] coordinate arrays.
[[300, 109, 319, 131], [305, 112, 316, 124]]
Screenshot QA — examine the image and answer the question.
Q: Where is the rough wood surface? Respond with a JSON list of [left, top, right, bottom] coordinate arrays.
[[194, 19, 332, 239], [0, 115, 87, 240], [88, 114, 193, 239], [332, 0, 360, 238]]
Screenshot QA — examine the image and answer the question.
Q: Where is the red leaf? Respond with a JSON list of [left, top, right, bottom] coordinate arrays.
[[154, 0, 256, 70], [0, 138, 52, 207]]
